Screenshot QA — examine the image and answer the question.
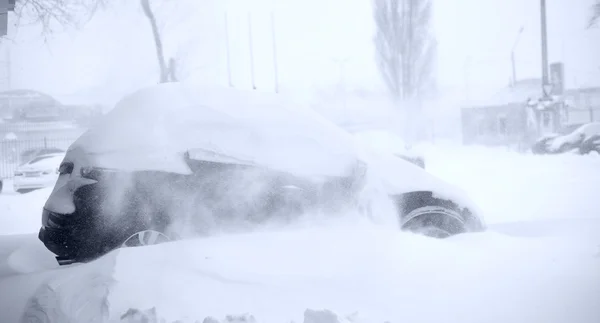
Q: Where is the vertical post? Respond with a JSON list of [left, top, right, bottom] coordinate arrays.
[[587, 94, 594, 122], [511, 51, 516, 86], [248, 12, 256, 90], [224, 12, 233, 87], [463, 56, 471, 102], [6, 46, 10, 90], [540, 0, 549, 86], [44, 137, 47, 149], [271, 12, 279, 94], [510, 26, 524, 87]]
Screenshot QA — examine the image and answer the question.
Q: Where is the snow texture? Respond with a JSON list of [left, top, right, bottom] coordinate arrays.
[[2, 136, 600, 323]]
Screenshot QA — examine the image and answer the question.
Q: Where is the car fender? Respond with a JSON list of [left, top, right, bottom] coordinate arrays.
[[358, 148, 485, 228]]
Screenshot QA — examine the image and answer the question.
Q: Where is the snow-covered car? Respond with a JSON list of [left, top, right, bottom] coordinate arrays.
[[38, 83, 486, 265], [13, 153, 65, 194], [531, 122, 600, 155]]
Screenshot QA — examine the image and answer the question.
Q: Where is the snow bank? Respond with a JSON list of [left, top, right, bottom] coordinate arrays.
[[9, 221, 599, 323], [424, 144, 600, 224], [2, 145, 600, 323], [0, 187, 52, 235]]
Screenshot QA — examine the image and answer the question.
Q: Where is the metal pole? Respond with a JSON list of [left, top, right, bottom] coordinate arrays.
[[511, 26, 524, 86], [7, 46, 10, 90], [511, 52, 516, 86], [587, 94, 594, 122], [540, 0, 549, 86], [271, 12, 279, 93], [224, 12, 233, 87], [248, 12, 256, 90], [332, 57, 349, 109]]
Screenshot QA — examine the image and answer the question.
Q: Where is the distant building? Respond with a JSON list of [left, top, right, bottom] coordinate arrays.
[[461, 79, 551, 148], [0, 89, 63, 121], [461, 79, 600, 148], [563, 86, 600, 125]]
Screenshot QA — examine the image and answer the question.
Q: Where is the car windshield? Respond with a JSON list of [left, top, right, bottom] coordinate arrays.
[[1, 1, 598, 323]]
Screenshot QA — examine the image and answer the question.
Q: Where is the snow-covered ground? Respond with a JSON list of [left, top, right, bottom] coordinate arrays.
[[1, 145, 600, 323]]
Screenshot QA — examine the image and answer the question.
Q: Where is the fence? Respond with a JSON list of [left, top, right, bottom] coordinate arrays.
[[0, 136, 79, 179]]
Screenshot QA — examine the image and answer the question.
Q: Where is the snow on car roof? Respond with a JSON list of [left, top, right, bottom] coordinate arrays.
[[574, 122, 600, 137], [72, 82, 360, 177]]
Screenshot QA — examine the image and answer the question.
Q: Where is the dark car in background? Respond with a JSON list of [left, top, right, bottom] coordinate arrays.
[[531, 122, 600, 155]]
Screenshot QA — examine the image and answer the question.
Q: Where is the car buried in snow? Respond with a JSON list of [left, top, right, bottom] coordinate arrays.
[[38, 83, 486, 265], [531, 122, 600, 155]]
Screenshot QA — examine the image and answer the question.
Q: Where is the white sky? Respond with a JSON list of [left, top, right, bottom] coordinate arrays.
[[0, 0, 598, 105]]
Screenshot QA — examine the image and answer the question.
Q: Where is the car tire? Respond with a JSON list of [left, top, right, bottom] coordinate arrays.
[[395, 191, 483, 238], [121, 229, 171, 248], [401, 205, 466, 238]]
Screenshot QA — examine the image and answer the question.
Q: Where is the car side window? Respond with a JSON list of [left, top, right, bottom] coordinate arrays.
[[58, 162, 74, 175]]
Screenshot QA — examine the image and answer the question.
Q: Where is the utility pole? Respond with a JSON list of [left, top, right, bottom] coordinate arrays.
[[224, 12, 233, 88], [540, 0, 549, 88], [463, 56, 472, 103], [332, 57, 350, 109], [247, 12, 256, 90], [270, 12, 279, 94], [511, 26, 524, 87], [6, 45, 9, 90]]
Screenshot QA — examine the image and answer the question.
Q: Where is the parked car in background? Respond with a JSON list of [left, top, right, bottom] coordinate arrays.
[[531, 122, 600, 155], [13, 152, 65, 193], [38, 83, 485, 266], [20, 147, 66, 165]]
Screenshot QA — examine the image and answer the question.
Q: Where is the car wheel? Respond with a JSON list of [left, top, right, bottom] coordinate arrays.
[[401, 205, 466, 238], [121, 229, 171, 248]]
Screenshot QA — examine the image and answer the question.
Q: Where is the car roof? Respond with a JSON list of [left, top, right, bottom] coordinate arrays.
[[71, 82, 360, 177]]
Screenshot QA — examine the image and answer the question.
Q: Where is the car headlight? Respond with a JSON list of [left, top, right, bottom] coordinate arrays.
[[80, 166, 118, 181]]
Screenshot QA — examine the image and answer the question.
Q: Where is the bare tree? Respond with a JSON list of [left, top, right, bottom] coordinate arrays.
[[12, 0, 107, 34], [373, 0, 436, 141], [589, 0, 600, 28], [141, 0, 176, 83], [13, 0, 178, 83]]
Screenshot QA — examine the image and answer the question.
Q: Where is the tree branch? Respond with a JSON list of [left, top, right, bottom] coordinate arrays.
[[589, 0, 600, 28], [13, 0, 107, 35]]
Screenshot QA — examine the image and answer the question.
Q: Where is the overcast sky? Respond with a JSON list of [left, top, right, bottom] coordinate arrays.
[[0, 0, 598, 106]]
